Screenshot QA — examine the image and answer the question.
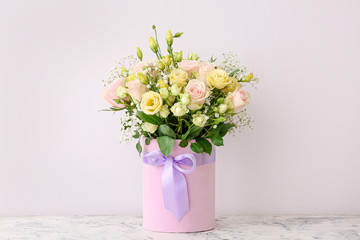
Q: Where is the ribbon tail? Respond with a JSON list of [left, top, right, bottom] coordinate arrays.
[[161, 158, 190, 221]]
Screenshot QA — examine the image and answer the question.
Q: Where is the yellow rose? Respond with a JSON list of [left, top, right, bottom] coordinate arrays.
[[224, 77, 239, 93], [140, 91, 163, 115], [207, 69, 230, 89], [169, 69, 188, 87]]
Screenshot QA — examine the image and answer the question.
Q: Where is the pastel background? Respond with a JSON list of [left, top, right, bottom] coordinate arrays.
[[1, 0, 359, 215]]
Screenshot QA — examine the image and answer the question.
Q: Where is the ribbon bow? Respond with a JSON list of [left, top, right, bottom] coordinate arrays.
[[143, 150, 197, 221]]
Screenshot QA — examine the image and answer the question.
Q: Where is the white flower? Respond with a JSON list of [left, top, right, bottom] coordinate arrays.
[[170, 102, 189, 116], [170, 84, 182, 96], [159, 88, 169, 99], [215, 113, 220, 118], [219, 104, 228, 114], [192, 111, 207, 127], [159, 105, 170, 118], [187, 103, 202, 111], [141, 122, 158, 134], [180, 93, 191, 105]]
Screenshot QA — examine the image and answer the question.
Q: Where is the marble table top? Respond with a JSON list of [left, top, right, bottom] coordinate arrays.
[[0, 215, 359, 240]]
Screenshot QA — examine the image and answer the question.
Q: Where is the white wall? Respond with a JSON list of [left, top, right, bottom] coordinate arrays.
[[1, 0, 360, 216]]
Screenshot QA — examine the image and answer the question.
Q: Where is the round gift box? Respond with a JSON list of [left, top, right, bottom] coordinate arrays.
[[142, 138, 215, 233]]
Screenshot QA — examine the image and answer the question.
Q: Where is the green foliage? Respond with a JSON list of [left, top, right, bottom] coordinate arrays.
[[158, 125, 176, 138], [136, 141, 142, 156], [157, 136, 175, 157], [229, 69, 240, 77], [137, 111, 164, 125], [145, 138, 151, 145], [190, 142, 203, 153], [179, 139, 188, 148], [182, 126, 203, 140], [196, 138, 212, 155]]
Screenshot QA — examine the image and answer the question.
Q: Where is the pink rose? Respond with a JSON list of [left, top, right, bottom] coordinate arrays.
[[178, 60, 201, 74], [127, 79, 148, 102], [102, 78, 126, 108], [131, 62, 146, 73], [185, 79, 209, 108], [199, 62, 215, 83], [231, 89, 251, 112]]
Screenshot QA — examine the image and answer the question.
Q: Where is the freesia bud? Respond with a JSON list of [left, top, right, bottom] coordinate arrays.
[[188, 52, 199, 60], [174, 32, 183, 38], [137, 72, 149, 84], [164, 55, 171, 66], [174, 51, 183, 62], [149, 37, 158, 53], [157, 60, 165, 70], [136, 47, 143, 61], [166, 30, 173, 46], [244, 73, 253, 82]]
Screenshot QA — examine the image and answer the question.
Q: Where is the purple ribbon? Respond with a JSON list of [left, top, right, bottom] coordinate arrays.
[[143, 150, 215, 221]]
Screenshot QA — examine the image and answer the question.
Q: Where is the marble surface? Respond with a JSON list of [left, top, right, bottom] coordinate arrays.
[[0, 215, 359, 240]]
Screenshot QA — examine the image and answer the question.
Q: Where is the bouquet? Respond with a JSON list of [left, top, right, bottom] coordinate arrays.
[[102, 26, 258, 157]]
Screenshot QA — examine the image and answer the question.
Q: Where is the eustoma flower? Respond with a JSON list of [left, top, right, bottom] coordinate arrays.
[[140, 91, 163, 115]]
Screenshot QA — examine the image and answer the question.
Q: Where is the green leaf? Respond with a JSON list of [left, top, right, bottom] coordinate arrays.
[[174, 32, 183, 38], [229, 69, 240, 77], [196, 138, 212, 155], [157, 136, 175, 157], [136, 141, 142, 156], [133, 131, 140, 139], [158, 125, 176, 138], [145, 138, 151, 145], [210, 135, 224, 146], [179, 139, 188, 148], [113, 99, 121, 104], [182, 126, 203, 140], [137, 111, 163, 125], [219, 123, 234, 137], [190, 142, 203, 153]]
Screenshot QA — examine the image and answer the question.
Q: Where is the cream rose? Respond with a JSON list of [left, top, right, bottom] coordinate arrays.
[[170, 84, 182, 96], [159, 88, 169, 99], [207, 69, 230, 89], [185, 79, 209, 106], [141, 122, 158, 134], [192, 111, 207, 127], [159, 105, 170, 118], [126, 79, 148, 102], [230, 89, 251, 112], [178, 60, 201, 74], [169, 69, 188, 87], [116, 86, 128, 99], [180, 93, 191, 105], [170, 102, 189, 117], [140, 91, 163, 115]]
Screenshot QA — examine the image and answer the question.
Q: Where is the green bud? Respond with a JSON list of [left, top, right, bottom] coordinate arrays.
[[174, 51, 183, 62], [136, 47, 143, 61], [164, 55, 171, 66], [188, 52, 199, 60], [149, 37, 158, 53], [217, 98, 224, 104], [137, 72, 149, 84], [166, 30, 173, 46], [174, 32, 183, 38], [244, 73, 253, 82], [217, 117, 226, 123], [157, 60, 165, 70]]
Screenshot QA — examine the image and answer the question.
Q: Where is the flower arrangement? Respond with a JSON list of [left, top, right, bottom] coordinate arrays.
[[102, 26, 258, 157]]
